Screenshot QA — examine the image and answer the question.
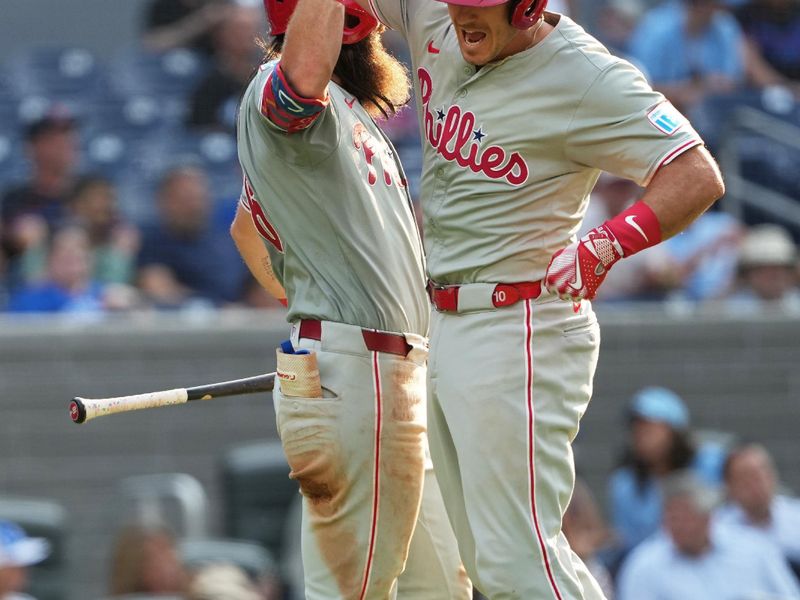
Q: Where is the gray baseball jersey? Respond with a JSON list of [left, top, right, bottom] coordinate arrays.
[[366, 2, 703, 285], [240, 59, 470, 599], [237, 61, 429, 335]]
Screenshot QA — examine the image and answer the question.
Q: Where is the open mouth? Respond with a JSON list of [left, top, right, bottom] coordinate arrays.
[[461, 29, 487, 46]]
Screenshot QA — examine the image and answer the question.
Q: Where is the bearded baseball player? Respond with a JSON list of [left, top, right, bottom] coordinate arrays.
[[230, 0, 471, 598], [349, 0, 725, 597]]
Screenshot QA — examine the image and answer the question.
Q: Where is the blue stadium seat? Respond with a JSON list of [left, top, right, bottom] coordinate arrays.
[[0, 132, 29, 183], [6, 46, 108, 101], [109, 48, 209, 101]]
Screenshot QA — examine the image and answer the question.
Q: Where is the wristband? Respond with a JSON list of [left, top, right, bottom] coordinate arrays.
[[604, 201, 662, 258]]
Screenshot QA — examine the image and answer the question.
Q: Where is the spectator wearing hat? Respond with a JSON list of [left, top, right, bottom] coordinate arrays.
[[617, 471, 800, 600], [607, 387, 728, 558], [726, 224, 800, 312], [715, 443, 800, 576], [1, 107, 80, 287], [0, 520, 50, 600]]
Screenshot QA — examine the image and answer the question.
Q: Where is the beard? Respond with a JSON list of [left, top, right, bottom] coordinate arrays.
[[333, 27, 411, 120]]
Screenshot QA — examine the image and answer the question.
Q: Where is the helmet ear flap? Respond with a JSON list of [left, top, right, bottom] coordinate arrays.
[[510, 0, 547, 29]]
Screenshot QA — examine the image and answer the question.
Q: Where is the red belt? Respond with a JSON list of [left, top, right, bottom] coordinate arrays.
[[298, 320, 412, 357], [428, 280, 543, 312]]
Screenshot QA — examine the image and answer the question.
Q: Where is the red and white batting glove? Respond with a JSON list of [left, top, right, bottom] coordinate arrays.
[[544, 201, 662, 301]]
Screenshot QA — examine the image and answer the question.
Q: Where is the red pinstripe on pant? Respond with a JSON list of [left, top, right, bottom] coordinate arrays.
[[524, 299, 564, 600]]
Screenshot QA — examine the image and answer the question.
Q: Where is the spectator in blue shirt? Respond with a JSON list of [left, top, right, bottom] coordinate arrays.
[[629, 0, 746, 112], [7, 226, 137, 315], [617, 471, 800, 600], [735, 0, 800, 93], [608, 387, 727, 557], [137, 165, 248, 308], [715, 443, 800, 575]]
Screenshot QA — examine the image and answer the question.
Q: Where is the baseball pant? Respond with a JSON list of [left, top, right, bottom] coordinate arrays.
[[275, 320, 470, 600], [427, 293, 607, 600]]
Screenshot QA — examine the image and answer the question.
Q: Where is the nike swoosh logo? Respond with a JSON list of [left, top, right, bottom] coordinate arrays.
[[345, 97, 356, 109], [570, 250, 583, 291], [427, 40, 440, 54], [625, 215, 649, 242], [278, 89, 304, 114]]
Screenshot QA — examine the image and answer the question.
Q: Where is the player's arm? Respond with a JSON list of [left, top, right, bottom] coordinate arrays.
[[546, 146, 723, 301], [231, 203, 287, 305], [280, 0, 345, 100], [255, 0, 344, 132]]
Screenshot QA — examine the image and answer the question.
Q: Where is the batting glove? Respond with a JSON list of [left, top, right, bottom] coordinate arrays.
[[545, 201, 662, 301], [545, 226, 624, 301]]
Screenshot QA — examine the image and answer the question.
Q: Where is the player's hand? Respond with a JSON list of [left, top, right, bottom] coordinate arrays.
[[544, 225, 624, 301]]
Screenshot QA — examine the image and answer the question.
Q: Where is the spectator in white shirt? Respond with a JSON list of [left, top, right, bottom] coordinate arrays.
[[715, 443, 800, 572], [617, 471, 800, 600]]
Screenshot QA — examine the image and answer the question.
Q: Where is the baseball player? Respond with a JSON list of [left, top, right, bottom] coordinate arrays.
[[230, 1, 471, 598], [350, 0, 725, 597]]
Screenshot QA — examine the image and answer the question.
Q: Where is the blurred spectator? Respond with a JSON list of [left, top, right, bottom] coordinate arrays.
[[65, 176, 140, 285], [726, 224, 800, 311], [629, 0, 746, 113], [663, 210, 744, 301], [562, 479, 616, 599], [187, 4, 261, 131], [608, 387, 727, 555], [548, 0, 577, 17], [187, 563, 261, 600], [715, 443, 800, 571], [7, 226, 138, 314], [582, 174, 679, 301], [142, 0, 232, 56], [735, 0, 800, 94], [137, 165, 248, 308], [0, 520, 50, 600], [1, 107, 79, 276], [108, 525, 188, 597], [594, 0, 646, 57], [617, 471, 800, 600]]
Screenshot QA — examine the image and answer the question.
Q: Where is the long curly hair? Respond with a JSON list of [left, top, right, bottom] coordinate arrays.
[[257, 28, 410, 120]]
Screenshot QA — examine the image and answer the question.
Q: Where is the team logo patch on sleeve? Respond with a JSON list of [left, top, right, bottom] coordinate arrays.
[[647, 102, 685, 136]]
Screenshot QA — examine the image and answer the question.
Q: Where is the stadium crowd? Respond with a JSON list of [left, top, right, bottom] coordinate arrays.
[[0, 0, 799, 315]]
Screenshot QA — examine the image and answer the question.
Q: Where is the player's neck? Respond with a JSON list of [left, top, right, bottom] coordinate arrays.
[[493, 17, 552, 64]]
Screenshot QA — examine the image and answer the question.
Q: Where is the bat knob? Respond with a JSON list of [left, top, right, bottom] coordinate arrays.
[[70, 398, 87, 424]]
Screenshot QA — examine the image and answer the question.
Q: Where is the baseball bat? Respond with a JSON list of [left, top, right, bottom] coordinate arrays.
[[69, 372, 276, 424]]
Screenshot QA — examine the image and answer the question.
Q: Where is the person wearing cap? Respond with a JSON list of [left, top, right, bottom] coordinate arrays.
[[608, 387, 728, 557], [617, 471, 800, 600], [0, 520, 50, 600], [726, 223, 800, 312]]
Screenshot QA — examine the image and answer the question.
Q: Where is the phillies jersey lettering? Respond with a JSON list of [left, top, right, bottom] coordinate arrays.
[[366, 2, 703, 286], [237, 61, 428, 335], [418, 68, 528, 186]]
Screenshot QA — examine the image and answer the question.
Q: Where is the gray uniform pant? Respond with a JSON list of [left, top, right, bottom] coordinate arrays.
[[275, 320, 471, 600], [428, 295, 607, 600]]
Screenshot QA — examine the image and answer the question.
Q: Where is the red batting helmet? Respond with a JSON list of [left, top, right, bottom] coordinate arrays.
[[437, 0, 547, 29], [264, 0, 379, 44]]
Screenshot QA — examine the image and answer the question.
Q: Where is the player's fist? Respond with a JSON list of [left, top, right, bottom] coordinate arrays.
[[544, 225, 624, 301]]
